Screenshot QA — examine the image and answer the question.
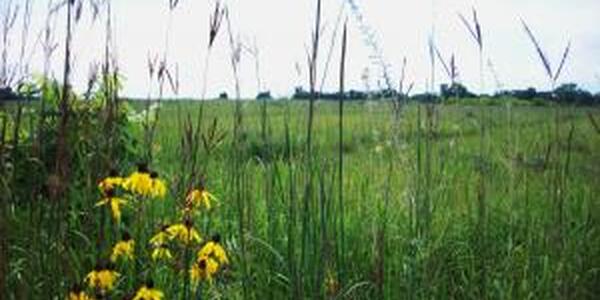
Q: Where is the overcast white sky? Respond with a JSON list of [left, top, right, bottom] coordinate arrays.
[[2, 0, 600, 98]]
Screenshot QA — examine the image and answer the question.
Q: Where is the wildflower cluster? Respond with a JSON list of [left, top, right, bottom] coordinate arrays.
[[190, 234, 229, 285], [67, 165, 229, 299], [150, 180, 229, 289], [95, 164, 167, 222], [147, 219, 203, 263]]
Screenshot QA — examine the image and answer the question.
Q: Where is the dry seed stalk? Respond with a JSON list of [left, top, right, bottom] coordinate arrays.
[[521, 19, 571, 87], [319, 1, 346, 94], [201, 0, 225, 100]]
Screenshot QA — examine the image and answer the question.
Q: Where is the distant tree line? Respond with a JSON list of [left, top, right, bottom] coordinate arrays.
[[496, 83, 599, 105], [0, 87, 20, 101], [2, 83, 598, 105], [289, 83, 600, 105], [291, 86, 397, 101]]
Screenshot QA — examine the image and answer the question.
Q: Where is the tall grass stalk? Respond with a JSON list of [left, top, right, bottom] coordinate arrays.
[[0, 105, 9, 298], [521, 19, 571, 256], [201, 1, 225, 101], [416, 36, 436, 241], [459, 8, 488, 296], [336, 21, 348, 290], [224, 6, 251, 299], [319, 1, 345, 94], [282, 99, 301, 299], [345, 0, 394, 91], [55, 0, 73, 197], [300, 1, 322, 297], [306, 0, 322, 156], [52, 0, 75, 290], [0, 202, 5, 297], [101, 0, 118, 171]]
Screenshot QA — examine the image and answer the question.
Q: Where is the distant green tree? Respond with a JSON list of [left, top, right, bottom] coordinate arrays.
[[554, 83, 594, 104], [256, 91, 272, 100], [0, 87, 19, 101], [292, 86, 310, 100], [440, 83, 475, 99]]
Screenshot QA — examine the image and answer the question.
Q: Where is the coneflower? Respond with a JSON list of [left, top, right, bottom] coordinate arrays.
[[197, 234, 229, 265], [67, 284, 93, 300], [110, 232, 135, 262], [84, 262, 120, 293], [190, 255, 219, 285], [149, 171, 167, 199], [123, 164, 153, 197], [132, 279, 164, 300], [166, 220, 202, 245], [95, 188, 127, 222], [185, 183, 218, 211], [98, 169, 123, 196]]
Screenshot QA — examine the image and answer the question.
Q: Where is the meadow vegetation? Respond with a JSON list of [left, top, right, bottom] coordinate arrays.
[[1, 0, 600, 299], [2, 97, 600, 299]]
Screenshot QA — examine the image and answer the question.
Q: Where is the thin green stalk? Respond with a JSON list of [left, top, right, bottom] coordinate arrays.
[[315, 171, 327, 298], [305, 0, 321, 156], [336, 21, 347, 288], [182, 242, 191, 300], [301, 1, 322, 296], [284, 102, 300, 299], [0, 195, 6, 298]]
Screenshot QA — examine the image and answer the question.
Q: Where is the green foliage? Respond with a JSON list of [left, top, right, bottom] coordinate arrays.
[[1, 75, 131, 271], [440, 82, 476, 99], [3, 99, 600, 299], [445, 97, 536, 106]]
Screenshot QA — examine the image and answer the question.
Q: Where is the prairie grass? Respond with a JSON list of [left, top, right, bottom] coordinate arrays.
[[3, 98, 600, 299], [1, 1, 599, 299]]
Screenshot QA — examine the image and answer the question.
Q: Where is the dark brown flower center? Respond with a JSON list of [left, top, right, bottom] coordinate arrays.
[[137, 163, 149, 173], [211, 234, 221, 243], [109, 168, 119, 177], [198, 259, 207, 270], [146, 279, 155, 288], [105, 188, 116, 197]]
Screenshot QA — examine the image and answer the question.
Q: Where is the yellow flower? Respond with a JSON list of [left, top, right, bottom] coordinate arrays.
[[150, 172, 167, 199], [190, 256, 219, 284], [149, 226, 170, 247], [110, 236, 135, 262], [151, 245, 173, 261], [197, 237, 228, 265], [84, 267, 120, 292], [123, 165, 167, 199], [67, 290, 93, 300], [133, 284, 164, 300], [95, 194, 127, 222], [185, 188, 217, 210], [98, 176, 123, 196], [123, 171, 153, 197], [166, 222, 201, 245]]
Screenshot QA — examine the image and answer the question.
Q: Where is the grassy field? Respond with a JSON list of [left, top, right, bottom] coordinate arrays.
[[3, 99, 600, 299]]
